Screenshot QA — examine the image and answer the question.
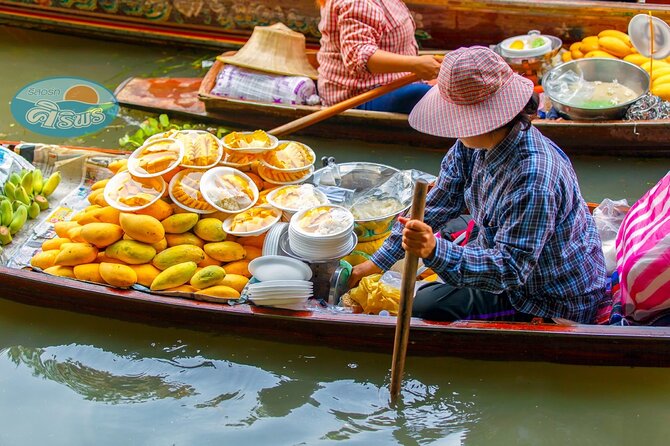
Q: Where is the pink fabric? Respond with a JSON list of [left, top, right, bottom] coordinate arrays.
[[408, 46, 534, 138], [317, 0, 418, 106], [616, 171, 670, 322]]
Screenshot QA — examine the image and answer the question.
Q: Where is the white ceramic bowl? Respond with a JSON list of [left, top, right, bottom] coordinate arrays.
[[127, 137, 184, 178], [290, 205, 355, 239], [266, 184, 329, 214], [221, 131, 279, 154], [260, 140, 316, 173], [222, 205, 281, 237], [200, 166, 259, 213], [177, 130, 224, 169], [103, 171, 166, 212], [168, 168, 216, 214]]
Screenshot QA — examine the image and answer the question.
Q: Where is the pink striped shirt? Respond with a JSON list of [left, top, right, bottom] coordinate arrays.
[[317, 0, 418, 106]]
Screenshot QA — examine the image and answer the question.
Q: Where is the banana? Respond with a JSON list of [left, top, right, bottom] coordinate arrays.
[[3, 182, 16, 202], [0, 200, 13, 227], [8, 173, 21, 186], [598, 29, 632, 46], [32, 169, 43, 195], [8, 206, 27, 235], [28, 202, 40, 219], [12, 201, 24, 212], [20, 171, 33, 196], [14, 186, 31, 206], [0, 226, 12, 245], [598, 36, 632, 58], [41, 171, 61, 197], [33, 194, 49, 211]]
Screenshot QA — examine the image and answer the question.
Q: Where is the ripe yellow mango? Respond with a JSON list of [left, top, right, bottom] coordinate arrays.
[[66, 225, 86, 243], [152, 238, 168, 253], [222, 259, 251, 278], [54, 221, 80, 238], [150, 261, 198, 291], [161, 213, 199, 234], [43, 265, 75, 278], [190, 265, 226, 289], [584, 50, 616, 59], [580, 36, 600, 53], [598, 36, 631, 58], [73, 263, 105, 283], [193, 218, 227, 242], [165, 232, 205, 248], [203, 241, 246, 263], [91, 178, 109, 191], [87, 188, 104, 205], [96, 252, 125, 264], [561, 51, 572, 63], [652, 83, 670, 100], [99, 262, 137, 287], [42, 237, 71, 251], [641, 60, 669, 72], [55, 243, 98, 266], [198, 252, 221, 267], [93, 206, 121, 225], [135, 199, 173, 221], [80, 222, 124, 248], [107, 158, 128, 174], [130, 263, 162, 287], [152, 244, 205, 270], [218, 274, 249, 293], [30, 249, 60, 270], [105, 240, 156, 265], [239, 233, 266, 249], [165, 284, 198, 294], [241, 245, 262, 261], [119, 213, 165, 244], [195, 285, 240, 300], [597, 29, 631, 46], [653, 73, 670, 87]]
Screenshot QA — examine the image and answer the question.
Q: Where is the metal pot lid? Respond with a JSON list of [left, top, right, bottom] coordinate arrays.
[[629, 14, 670, 59]]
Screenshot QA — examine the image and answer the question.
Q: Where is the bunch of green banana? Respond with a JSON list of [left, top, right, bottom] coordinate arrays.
[[0, 168, 61, 246]]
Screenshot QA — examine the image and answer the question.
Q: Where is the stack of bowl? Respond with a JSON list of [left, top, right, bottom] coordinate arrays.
[[288, 205, 356, 260], [259, 140, 315, 185], [266, 184, 329, 221]]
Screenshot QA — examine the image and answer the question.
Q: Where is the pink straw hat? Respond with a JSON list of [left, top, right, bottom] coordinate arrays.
[[408, 46, 534, 138]]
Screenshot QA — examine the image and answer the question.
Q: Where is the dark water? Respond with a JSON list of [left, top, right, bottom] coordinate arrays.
[[2, 26, 670, 445]]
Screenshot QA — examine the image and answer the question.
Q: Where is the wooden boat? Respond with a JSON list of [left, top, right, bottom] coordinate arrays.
[[1, 0, 670, 51], [1, 141, 669, 368], [115, 71, 670, 157]]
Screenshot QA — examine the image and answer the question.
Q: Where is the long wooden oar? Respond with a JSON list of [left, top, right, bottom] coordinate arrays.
[[268, 73, 418, 137], [390, 179, 428, 404]]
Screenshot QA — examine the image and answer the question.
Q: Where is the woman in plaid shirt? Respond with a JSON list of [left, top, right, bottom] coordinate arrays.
[[316, 0, 440, 112], [349, 47, 609, 324]]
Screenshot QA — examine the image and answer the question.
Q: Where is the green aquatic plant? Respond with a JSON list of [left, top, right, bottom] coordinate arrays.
[[119, 114, 228, 149]]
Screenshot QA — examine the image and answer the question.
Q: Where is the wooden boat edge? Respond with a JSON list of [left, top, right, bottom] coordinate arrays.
[[2, 266, 670, 367]]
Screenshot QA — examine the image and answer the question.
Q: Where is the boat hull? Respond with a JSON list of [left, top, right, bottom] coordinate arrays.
[[2, 0, 670, 50], [2, 266, 670, 367], [115, 75, 670, 157]]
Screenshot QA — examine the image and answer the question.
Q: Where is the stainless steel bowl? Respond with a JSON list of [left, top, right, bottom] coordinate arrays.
[[312, 162, 409, 243], [542, 58, 650, 120]]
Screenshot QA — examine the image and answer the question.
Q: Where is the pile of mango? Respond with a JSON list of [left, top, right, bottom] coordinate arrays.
[[30, 160, 270, 299], [563, 29, 670, 100], [0, 169, 61, 252]]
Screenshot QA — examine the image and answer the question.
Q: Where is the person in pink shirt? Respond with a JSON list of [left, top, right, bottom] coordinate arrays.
[[316, 0, 441, 112]]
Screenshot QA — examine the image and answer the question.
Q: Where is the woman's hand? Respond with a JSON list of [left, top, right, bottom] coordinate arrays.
[[398, 216, 436, 259], [347, 260, 382, 289], [411, 55, 441, 80]]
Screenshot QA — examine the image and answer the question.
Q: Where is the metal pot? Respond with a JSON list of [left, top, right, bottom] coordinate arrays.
[[542, 58, 650, 120], [312, 162, 408, 243]]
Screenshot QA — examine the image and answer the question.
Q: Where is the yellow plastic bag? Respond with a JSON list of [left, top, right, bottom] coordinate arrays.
[[347, 273, 400, 315]]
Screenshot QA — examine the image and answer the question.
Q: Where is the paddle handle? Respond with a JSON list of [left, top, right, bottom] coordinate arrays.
[[268, 73, 419, 137], [390, 179, 428, 404]]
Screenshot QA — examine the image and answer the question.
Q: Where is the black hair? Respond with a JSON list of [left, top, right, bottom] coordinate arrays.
[[504, 92, 539, 131]]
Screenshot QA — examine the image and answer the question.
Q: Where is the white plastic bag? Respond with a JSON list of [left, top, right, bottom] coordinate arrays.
[[592, 198, 629, 275]]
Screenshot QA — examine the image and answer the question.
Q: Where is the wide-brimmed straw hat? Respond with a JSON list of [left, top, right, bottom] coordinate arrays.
[[217, 23, 318, 80], [409, 46, 534, 138]]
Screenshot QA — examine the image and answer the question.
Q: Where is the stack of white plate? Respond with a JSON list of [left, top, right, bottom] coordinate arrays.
[[247, 280, 313, 310], [261, 222, 288, 256], [288, 205, 356, 260]]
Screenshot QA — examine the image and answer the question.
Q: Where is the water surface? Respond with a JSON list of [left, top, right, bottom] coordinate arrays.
[[1, 26, 670, 445]]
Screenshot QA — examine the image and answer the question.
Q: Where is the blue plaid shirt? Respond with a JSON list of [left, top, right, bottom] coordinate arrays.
[[371, 125, 607, 323]]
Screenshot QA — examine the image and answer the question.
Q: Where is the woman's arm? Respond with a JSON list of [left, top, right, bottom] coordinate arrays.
[[367, 50, 441, 80]]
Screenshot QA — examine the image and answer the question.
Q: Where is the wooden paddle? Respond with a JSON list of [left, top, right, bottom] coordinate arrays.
[[390, 179, 428, 404], [268, 73, 419, 137]]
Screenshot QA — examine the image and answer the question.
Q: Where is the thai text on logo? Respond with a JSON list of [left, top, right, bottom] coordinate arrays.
[[11, 77, 119, 137]]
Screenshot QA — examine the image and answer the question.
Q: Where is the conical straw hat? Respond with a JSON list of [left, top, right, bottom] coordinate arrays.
[[217, 23, 318, 80]]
